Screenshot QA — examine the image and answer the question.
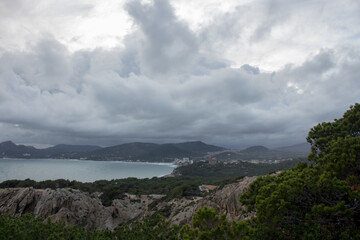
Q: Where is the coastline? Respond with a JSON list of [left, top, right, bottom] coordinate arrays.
[[1, 157, 178, 166], [0, 158, 177, 183]]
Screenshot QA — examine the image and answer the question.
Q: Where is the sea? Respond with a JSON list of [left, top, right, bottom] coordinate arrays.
[[0, 158, 177, 183]]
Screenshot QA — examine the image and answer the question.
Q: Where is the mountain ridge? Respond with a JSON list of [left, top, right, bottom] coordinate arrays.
[[0, 140, 226, 162], [0, 140, 309, 162], [83, 141, 226, 161]]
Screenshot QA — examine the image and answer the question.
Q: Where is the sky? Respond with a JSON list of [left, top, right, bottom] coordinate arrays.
[[0, 0, 359, 149]]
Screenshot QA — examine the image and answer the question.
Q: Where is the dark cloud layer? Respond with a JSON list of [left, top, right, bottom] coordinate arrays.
[[0, 0, 359, 149]]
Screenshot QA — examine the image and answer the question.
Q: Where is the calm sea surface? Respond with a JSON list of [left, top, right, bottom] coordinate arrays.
[[0, 158, 176, 183]]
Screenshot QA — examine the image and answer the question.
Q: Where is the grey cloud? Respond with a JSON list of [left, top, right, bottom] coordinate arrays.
[[2, 36, 73, 92], [249, 0, 300, 41], [290, 50, 335, 79], [0, 0, 359, 149], [240, 64, 260, 75], [125, 0, 198, 75], [1, 41, 359, 148], [34, 38, 72, 81], [197, 0, 360, 70]]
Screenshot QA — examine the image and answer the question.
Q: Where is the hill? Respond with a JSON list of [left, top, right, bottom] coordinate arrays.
[[0, 140, 226, 162], [0, 141, 38, 157], [274, 142, 310, 153], [40, 144, 102, 156], [241, 145, 270, 154], [173, 141, 225, 153], [83, 141, 226, 161], [210, 145, 307, 162], [0, 141, 101, 158], [84, 142, 159, 160]]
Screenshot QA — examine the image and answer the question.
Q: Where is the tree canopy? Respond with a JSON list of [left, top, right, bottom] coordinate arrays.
[[237, 103, 360, 239]]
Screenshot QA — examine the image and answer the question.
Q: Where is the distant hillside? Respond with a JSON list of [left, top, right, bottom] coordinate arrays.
[[85, 142, 159, 160], [0, 141, 38, 157], [173, 141, 225, 153], [0, 140, 311, 162], [0, 141, 101, 158], [210, 144, 307, 162], [40, 144, 102, 156], [274, 142, 311, 153], [83, 141, 226, 162], [0, 140, 226, 162], [238, 145, 305, 160], [141, 144, 194, 161], [241, 146, 270, 154]]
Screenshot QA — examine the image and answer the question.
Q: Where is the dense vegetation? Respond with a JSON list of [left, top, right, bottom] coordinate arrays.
[[1, 104, 360, 239], [174, 158, 306, 178], [0, 213, 179, 240], [233, 103, 360, 239]]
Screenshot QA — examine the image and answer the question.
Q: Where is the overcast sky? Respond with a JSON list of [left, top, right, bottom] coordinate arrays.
[[0, 0, 359, 149]]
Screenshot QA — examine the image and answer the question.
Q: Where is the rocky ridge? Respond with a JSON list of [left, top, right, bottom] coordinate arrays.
[[0, 177, 256, 230]]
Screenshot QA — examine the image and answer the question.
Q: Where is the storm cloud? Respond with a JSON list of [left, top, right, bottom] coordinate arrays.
[[0, 0, 359, 148]]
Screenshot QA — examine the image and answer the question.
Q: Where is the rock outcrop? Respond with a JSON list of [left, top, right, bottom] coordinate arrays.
[[0, 187, 115, 230], [0, 177, 256, 230], [164, 176, 257, 224], [196, 176, 257, 221]]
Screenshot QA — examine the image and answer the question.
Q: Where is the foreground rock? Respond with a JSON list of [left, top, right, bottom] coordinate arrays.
[[0, 177, 256, 230], [0, 188, 109, 230], [161, 176, 257, 225], [196, 176, 257, 221]]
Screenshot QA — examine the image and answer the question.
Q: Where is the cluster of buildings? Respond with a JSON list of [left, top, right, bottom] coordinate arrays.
[[173, 157, 193, 166]]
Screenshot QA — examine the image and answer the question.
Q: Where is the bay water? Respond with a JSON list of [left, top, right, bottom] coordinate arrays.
[[0, 158, 177, 183]]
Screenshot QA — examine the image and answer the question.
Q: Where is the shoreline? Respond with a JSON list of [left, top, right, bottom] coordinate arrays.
[[1, 157, 178, 167]]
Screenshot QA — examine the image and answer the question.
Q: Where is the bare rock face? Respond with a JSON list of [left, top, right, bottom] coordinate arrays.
[[196, 176, 257, 221], [0, 188, 141, 231], [165, 197, 202, 225], [110, 194, 164, 225], [0, 188, 40, 216], [154, 176, 257, 225], [33, 188, 111, 230], [0, 176, 257, 230], [0, 188, 107, 230]]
